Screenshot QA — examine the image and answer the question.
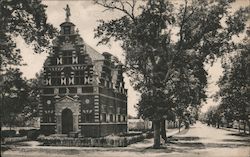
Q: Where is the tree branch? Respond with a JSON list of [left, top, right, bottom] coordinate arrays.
[[94, 0, 135, 21]]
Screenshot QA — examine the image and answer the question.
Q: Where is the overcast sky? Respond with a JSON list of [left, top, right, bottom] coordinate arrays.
[[18, 0, 249, 116]]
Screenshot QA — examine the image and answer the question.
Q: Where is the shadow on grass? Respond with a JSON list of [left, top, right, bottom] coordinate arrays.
[[205, 142, 250, 148], [171, 136, 201, 141], [174, 128, 189, 135], [223, 138, 250, 143], [227, 133, 250, 137]]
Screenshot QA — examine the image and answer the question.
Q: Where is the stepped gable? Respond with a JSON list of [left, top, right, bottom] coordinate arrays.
[[40, 5, 127, 137]]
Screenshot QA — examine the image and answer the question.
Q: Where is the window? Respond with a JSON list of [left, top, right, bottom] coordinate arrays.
[[78, 55, 85, 64], [118, 115, 121, 122], [63, 57, 72, 65], [43, 112, 54, 123], [117, 107, 121, 114], [48, 117, 52, 123], [62, 51, 72, 64], [110, 114, 113, 122], [123, 115, 126, 122], [64, 26, 70, 34], [75, 71, 84, 85], [102, 113, 106, 122], [51, 71, 61, 86]]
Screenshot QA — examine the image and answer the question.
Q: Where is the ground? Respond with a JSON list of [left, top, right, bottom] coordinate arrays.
[[2, 122, 250, 157]]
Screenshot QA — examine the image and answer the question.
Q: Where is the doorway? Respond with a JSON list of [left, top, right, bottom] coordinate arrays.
[[62, 108, 73, 134]]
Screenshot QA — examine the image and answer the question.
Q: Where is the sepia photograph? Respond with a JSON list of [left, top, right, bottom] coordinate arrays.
[[0, 0, 249, 157]]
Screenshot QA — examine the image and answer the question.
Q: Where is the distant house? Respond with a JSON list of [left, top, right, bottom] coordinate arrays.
[[40, 6, 128, 137]]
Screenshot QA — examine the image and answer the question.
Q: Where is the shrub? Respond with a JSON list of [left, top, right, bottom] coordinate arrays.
[[1, 130, 16, 137], [27, 129, 40, 140], [19, 129, 28, 137]]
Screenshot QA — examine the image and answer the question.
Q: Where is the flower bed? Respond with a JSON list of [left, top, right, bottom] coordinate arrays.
[[38, 132, 152, 147]]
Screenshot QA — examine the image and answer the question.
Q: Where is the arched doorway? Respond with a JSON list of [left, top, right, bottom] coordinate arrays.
[[62, 108, 73, 134]]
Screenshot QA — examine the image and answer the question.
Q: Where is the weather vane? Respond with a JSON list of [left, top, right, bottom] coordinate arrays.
[[64, 4, 71, 22]]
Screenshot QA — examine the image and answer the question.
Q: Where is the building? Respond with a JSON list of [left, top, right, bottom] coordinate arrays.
[[40, 6, 127, 137]]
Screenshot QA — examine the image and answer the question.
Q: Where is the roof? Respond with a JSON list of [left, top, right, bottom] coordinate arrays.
[[60, 22, 75, 27], [85, 44, 105, 61]]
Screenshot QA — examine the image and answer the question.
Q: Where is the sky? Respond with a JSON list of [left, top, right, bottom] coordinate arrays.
[[18, 0, 249, 116]]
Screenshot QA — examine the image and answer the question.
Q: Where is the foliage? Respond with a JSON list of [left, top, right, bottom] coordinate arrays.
[[24, 71, 44, 118], [1, 130, 17, 137], [216, 28, 250, 130], [0, 68, 43, 127], [0, 68, 29, 127], [94, 0, 248, 119], [0, 0, 56, 128], [0, 0, 57, 70], [203, 106, 222, 127], [94, 0, 249, 147]]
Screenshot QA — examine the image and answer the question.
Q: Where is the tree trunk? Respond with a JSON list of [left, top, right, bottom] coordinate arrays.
[[238, 120, 240, 132], [151, 122, 154, 131], [153, 120, 161, 149], [247, 121, 250, 135], [243, 120, 246, 134], [160, 119, 167, 143], [178, 119, 182, 133]]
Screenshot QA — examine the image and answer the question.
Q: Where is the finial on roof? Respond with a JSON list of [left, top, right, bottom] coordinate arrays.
[[64, 4, 71, 22]]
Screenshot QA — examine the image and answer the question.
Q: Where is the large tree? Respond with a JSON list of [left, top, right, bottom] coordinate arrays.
[[94, 0, 249, 148], [0, 0, 57, 130], [0, 69, 43, 128], [1, 68, 29, 129], [0, 0, 57, 70], [217, 29, 250, 133]]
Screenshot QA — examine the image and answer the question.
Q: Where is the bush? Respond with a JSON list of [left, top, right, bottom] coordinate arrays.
[[1, 130, 16, 137], [27, 129, 40, 140], [3, 136, 27, 144], [19, 129, 28, 137]]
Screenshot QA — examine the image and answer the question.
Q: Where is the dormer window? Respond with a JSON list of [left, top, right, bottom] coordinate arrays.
[[64, 26, 70, 34]]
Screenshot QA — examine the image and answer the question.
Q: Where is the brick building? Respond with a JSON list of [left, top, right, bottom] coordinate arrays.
[[40, 7, 127, 137]]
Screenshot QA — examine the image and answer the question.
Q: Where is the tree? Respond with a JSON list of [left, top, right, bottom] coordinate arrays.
[[217, 28, 250, 133], [0, 69, 44, 128], [0, 0, 57, 71], [23, 71, 44, 120], [0, 68, 29, 129], [94, 0, 249, 148], [0, 0, 57, 129]]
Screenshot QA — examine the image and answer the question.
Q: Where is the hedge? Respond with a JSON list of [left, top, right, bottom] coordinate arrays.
[[38, 132, 152, 147], [3, 136, 27, 144], [1, 130, 16, 137], [27, 129, 40, 140]]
